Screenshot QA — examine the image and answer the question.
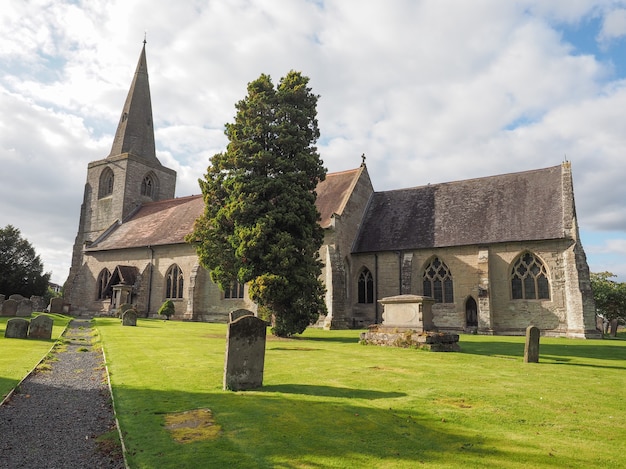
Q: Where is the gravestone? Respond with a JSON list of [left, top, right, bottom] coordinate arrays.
[[9, 294, 25, 302], [30, 295, 46, 312], [48, 297, 64, 314], [229, 308, 254, 322], [5, 318, 30, 339], [524, 325, 540, 363], [29, 315, 54, 340], [118, 303, 134, 318], [122, 309, 138, 326], [223, 313, 267, 391], [1, 299, 18, 317], [16, 299, 33, 317]]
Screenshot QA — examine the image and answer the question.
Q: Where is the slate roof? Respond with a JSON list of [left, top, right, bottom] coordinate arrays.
[[87, 168, 361, 251], [87, 195, 205, 251], [353, 165, 566, 253], [315, 167, 362, 228]]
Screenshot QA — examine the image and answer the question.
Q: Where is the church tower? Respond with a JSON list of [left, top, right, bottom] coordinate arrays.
[[65, 42, 176, 307]]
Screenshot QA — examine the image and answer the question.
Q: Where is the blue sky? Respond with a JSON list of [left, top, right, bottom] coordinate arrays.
[[0, 0, 625, 284]]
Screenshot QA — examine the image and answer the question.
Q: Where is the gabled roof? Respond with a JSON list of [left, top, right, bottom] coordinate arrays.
[[315, 167, 363, 228], [353, 165, 567, 253], [108, 42, 157, 162], [87, 195, 205, 251], [87, 167, 363, 252]]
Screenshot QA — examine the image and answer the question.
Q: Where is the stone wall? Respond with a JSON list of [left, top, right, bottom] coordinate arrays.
[[349, 238, 597, 338]]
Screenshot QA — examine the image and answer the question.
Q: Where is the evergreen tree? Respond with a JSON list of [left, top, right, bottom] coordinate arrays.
[[0, 225, 50, 297], [189, 71, 327, 336]]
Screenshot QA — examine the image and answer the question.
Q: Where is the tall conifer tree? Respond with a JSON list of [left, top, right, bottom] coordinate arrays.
[[189, 71, 327, 336]]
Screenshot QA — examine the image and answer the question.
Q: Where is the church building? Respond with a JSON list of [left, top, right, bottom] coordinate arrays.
[[64, 44, 600, 338]]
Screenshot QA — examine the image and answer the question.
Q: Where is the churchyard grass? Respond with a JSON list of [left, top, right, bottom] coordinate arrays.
[[95, 318, 626, 469], [0, 314, 71, 400]]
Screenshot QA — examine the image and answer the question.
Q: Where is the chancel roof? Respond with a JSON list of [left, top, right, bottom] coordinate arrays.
[[315, 167, 362, 228], [87, 195, 205, 251], [353, 165, 567, 253]]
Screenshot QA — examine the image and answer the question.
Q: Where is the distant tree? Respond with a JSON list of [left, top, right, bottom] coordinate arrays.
[[590, 272, 626, 336], [0, 225, 50, 297], [188, 71, 327, 337], [157, 299, 176, 320]]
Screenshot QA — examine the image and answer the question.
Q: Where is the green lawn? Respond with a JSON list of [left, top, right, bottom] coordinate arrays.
[[95, 318, 626, 468], [0, 314, 71, 400]]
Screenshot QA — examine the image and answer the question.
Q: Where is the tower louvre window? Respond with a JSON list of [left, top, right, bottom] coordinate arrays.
[[141, 172, 157, 199], [98, 168, 114, 199]]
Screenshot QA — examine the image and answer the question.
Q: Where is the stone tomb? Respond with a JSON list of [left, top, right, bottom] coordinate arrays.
[[5, 318, 30, 339], [122, 309, 138, 326], [360, 295, 460, 351], [1, 299, 18, 317], [29, 315, 54, 340], [223, 312, 267, 391]]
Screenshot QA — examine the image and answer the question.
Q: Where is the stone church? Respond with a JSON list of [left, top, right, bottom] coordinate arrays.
[[64, 44, 600, 338]]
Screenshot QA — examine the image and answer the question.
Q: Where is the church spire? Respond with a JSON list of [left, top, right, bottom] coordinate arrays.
[[108, 42, 157, 161]]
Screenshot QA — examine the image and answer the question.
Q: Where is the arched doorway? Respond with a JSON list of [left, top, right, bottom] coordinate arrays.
[[465, 297, 478, 328]]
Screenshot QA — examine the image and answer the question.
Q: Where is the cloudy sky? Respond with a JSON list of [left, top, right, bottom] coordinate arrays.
[[1, 0, 626, 285]]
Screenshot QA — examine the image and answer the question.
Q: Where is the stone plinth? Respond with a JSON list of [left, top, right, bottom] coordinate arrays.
[[379, 295, 435, 332], [360, 327, 460, 351]]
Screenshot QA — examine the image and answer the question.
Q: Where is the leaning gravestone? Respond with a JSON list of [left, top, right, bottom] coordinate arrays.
[[5, 318, 30, 339], [524, 325, 540, 363], [223, 313, 267, 391], [1, 299, 18, 317], [29, 315, 54, 340], [16, 299, 33, 317], [48, 297, 64, 314], [122, 309, 137, 326]]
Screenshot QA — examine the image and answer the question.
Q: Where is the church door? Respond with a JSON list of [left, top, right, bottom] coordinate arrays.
[[465, 297, 478, 328]]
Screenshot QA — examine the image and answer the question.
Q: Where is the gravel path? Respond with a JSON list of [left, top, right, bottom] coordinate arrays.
[[0, 319, 125, 469]]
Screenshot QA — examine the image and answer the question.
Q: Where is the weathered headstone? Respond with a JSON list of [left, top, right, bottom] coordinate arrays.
[[122, 309, 138, 326], [5, 318, 30, 339], [30, 295, 46, 312], [524, 325, 540, 363], [16, 299, 33, 317], [29, 315, 54, 340], [223, 313, 267, 391], [48, 297, 64, 314], [1, 299, 18, 317], [229, 308, 254, 323], [8, 294, 25, 302]]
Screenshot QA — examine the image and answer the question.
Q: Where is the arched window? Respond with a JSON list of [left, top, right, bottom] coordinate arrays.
[[511, 252, 550, 300], [98, 167, 114, 199], [165, 264, 184, 299], [141, 172, 157, 199], [96, 268, 111, 300], [423, 257, 454, 303], [358, 268, 374, 304], [225, 281, 245, 299]]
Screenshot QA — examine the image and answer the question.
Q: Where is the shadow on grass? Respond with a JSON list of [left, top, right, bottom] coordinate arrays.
[[460, 337, 626, 369], [110, 384, 598, 469], [257, 384, 406, 399], [114, 386, 506, 469]]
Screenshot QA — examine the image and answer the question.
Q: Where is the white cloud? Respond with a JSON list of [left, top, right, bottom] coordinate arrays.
[[598, 8, 626, 42]]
